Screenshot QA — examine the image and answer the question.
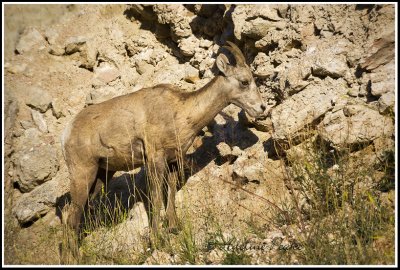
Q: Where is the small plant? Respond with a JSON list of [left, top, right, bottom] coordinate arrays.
[[177, 220, 198, 264], [223, 252, 251, 265]]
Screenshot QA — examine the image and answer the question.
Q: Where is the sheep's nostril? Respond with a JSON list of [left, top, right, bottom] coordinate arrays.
[[261, 104, 266, 112]]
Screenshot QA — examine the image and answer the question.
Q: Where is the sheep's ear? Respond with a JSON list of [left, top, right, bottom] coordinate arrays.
[[216, 54, 230, 76]]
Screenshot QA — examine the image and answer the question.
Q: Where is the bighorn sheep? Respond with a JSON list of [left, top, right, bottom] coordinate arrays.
[[62, 41, 267, 241]]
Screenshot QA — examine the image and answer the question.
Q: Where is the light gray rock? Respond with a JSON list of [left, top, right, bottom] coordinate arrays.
[[278, 59, 312, 93], [152, 62, 186, 85], [31, 109, 48, 133], [199, 38, 213, 48], [312, 54, 348, 78], [15, 27, 47, 54], [86, 84, 125, 105], [144, 250, 176, 265], [271, 79, 348, 140], [318, 104, 394, 148], [136, 60, 154, 75], [25, 86, 53, 113], [252, 52, 275, 79], [94, 63, 120, 84], [79, 41, 98, 70], [65, 36, 87, 54], [206, 249, 225, 265], [4, 62, 27, 74], [233, 155, 265, 182], [14, 143, 59, 192], [44, 28, 59, 45], [364, 61, 395, 97], [178, 35, 200, 57], [49, 44, 65, 56], [184, 63, 199, 83], [81, 202, 149, 261], [20, 120, 34, 130], [378, 92, 395, 114], [242, 18, 286, 39], [152, 5, 192, 41], [216, 142, 232, 158], [231, 5, 284, 41], [360, 31, 395, 71], [51, 98, 67, 119], [13, 176, 67, 224]]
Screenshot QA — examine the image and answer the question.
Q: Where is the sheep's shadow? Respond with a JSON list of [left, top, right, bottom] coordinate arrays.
[[56, 109, 260, 232]]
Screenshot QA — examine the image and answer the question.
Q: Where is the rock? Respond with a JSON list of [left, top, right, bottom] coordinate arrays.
[[365, 61, 395, 97], [318, 104, 394, 148], [252, 53, 275, 79], [378, 92, 395, 114], [184, 63, 199, 83], [312, 54, 348, 78], [242, 18, 286, 39], [14, 143, 59, 192], [152, 5, 192, 41], [49, 44, 65, 56], [152, 62, 186, 85], [4, 94, 19, 157], [144, 250, 175, 265], [65, 36, 87, 54], [94, 63, 120, 84], [79, 41, 98, 70], [31, 109, 48, 133], [126, 4, 157, 21], [232, 144, 282, 183], [44, 28, 59, 45], [199, 38, 213, 48], [15, 27, 46, 54], [5, 62, 27, 74], [216, 142, 232, 158], [233, 155, 265, 182], [136, 60, 154, 75], [178, 35, 200, 57], [81, 202, 149, 262], [13, 176, 67, 224], [20, 120, 34, 130], [373, 136, 395, 162], [86, 85, 126, 105], [231, 5, 284, 41], [252, 117, 273, 132], [271, 79, 348, 140], [278, 60, 311, 93], [347, 88, 359, 97], [51, 98, 66, 119], [206, 249, 225, 265], [360, 31, 395, 71], [25, 86, 53, 113]]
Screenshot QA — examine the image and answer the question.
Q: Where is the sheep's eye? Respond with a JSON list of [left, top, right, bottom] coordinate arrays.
[[240, 80, 249, 87]]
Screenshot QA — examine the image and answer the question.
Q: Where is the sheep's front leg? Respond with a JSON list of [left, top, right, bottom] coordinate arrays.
[[166, 170, 179, 232], [147, 151, 167, 243]]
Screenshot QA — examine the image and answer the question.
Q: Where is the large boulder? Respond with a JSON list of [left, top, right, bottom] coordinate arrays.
[[271, 78, 348, 140], [13, 175, 68, 224], [24, 86, 53, 113], [318, 104, 394, 148], [13, 128, 59, 192], [80, 202, 149, 263], [15, 27, 47, 54]]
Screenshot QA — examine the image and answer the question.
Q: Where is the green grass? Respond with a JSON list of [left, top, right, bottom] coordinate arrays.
[[275, 133, 395, 265]]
